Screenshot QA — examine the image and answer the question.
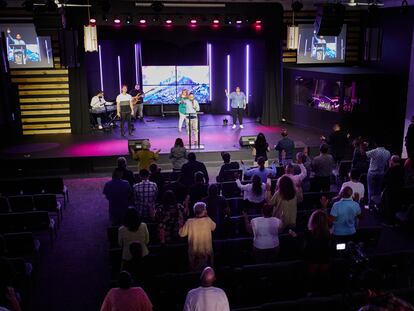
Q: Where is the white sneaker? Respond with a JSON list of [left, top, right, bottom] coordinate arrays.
[[232, 124, 236, 129], [239, 124, 244, 129]]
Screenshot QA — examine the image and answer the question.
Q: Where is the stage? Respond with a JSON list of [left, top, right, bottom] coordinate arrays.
[[0, 115, 324, 176]]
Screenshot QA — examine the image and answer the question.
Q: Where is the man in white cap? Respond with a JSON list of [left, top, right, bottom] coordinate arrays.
[[183, 266, 230, 311]]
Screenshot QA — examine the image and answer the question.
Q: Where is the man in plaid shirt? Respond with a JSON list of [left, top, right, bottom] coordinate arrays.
[[134, 169, 158, 218]]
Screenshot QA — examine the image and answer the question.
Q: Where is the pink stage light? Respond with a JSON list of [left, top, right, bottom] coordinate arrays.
[[165, 19, 172, 25], [114, 18, 121, 24], [190, 19, 197, 24], [213, 19, 220, 24], [236, 20, 242, 24], [89, 18, 96, 24], [255, 20, 262, 24], [139, 19, 147, 24]]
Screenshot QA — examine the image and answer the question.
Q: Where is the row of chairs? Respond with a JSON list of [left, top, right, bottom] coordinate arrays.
[[0, 194, 62, 225], [1, 232, 41, 259]]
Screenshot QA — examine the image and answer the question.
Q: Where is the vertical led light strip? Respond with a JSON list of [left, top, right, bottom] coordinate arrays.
[[45, 39, 50, 64], [134, 43, 138, 85], [245, 44, 250, 104], [98, 44, 104, 91], [117, 56, 122, 92], [207, 43, 212, 101], [36, 37, 41, 62], [226, 54, 230, 111]]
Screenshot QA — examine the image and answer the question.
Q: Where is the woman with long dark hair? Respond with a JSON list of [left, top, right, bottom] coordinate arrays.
[[266, 175, 297, 229], [118, 208, 149, 261], [169, 137, 187, 171], [236, 174, 266, 204], [253, 132, 270, 163]]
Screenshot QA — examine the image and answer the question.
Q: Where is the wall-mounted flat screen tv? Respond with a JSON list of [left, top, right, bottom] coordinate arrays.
[[297, 24, 347, 64], [0, 24, 54, 69], [142, 65, 210, 104]]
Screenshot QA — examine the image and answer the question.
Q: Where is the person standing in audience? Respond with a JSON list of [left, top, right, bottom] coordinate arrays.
[[279, 157, 307, 202], [130, 140, 160, 171], [155, 190, 185, 244], [149, 164, 165, 202], [202, 184, 229, 237], [100, 271, 152, 311], [295, 151, 312, 192], [275, 129, 295, 166], [179, 202, 216, 271], [404, 157, 414, 186], [329, 186, 361, 243], [236, 173, 266, 205], [243, 204, 283, 263], [118, 208, 149, 261], [187, 172, 208, 217], [134, 169, 158, 219], [340, 168, 365, 202], [241, 157, 277, 183], [183, 266, 230, 311], [180, 152, 209, 187], [381, 155, 405, 225], [352, 138, 369, 176], [366, 138, 391, 205], [321, 123, 349, 164], [252, 133, 270, 164], [216, 152, 240, 182], [266, 175, 298, 230], [405, 115, 414, 160], [123, 242, 149, 286], [117, 157, 135, 186], [311, 143, 335, 192], [169, 138, 187, 171], [103, 168, 133, 226]]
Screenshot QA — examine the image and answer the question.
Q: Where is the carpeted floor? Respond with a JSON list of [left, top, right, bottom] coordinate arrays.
[[29, 176, 414, 311]]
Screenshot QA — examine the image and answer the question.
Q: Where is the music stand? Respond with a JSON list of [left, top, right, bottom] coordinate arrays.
[[186, 112, 205, 150]]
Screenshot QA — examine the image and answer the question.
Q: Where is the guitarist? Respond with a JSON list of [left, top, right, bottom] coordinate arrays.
[[129, 84, 144, 121]]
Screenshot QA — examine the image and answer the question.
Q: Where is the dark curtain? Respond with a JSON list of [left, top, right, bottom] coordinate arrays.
[[69, 54, 90, 134]]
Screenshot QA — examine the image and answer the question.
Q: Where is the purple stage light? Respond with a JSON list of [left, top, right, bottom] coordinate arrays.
[[207, 43, 212, 101], [236, 20, 242, 24], [114, 18, 121, 24], [134, 44, 138, 85], [98, 45, 104, 91], [117, 56, 122, 92], [89, 18, 96, 24], [190, 19, 197, 24], [246, 44, 250, 104], [139, 19, 147, 24], [227, 54, 230, 111]]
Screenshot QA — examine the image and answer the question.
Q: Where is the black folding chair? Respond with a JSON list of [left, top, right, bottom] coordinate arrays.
[[33, 194, 62, 227], [0, 197, 9, 213], [8, 195, 34, 213]]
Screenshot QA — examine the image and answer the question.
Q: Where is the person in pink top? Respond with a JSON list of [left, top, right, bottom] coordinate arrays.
[[100, 271, 153, 311]]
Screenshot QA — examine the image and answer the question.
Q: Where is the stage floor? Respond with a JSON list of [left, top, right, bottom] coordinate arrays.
[[0, 115, 323, 160]]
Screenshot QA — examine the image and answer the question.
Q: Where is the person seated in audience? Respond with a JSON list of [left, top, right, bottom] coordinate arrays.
[[201, 184, 229, 237], [321, 123, 350, 164], [329, 186, 361, 243], [187, 171, 208, 217], [164, 177, 188, 205], [131, 139, 160, 171], [134, 169, 158, 219], [179, 202, 216, 271], [290, 209, 333, 293], [352, 137, 369, 176], [122, 242, 149, 287], [103, 168, 133, 226], [252, 132, 270, 165], [155, 190, 185, 244], [381, 155, 405, 225], [340, 168, 365, 203], [183, 266, 230, 311], [169, 138, 187, 171], [311, 143, 335, 192], [241, 156, 277, 183], [235, 173, 266, 210], [243, 203, 283, 263], [117, 156, 135, 187], [294, 151, 312, 192], [266, 175, 297, 231], [275, 129, 295, 166], [180, 152, 209, 187], [216, 152, 240, 182], [119, 208, 149, 261], [149, 163, 165, 202], [279, 156, 307, 202], [100, 271, 152, 311], [358, 269, 414, 311]]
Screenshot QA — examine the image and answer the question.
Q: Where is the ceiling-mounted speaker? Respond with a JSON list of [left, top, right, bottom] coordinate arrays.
[[314, 3, 345, 36]]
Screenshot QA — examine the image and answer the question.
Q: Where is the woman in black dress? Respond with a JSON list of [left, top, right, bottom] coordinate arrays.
[[253, 132, 270, 164]]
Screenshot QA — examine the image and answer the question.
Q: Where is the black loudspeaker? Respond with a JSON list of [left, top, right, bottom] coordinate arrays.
[[58, 29, 79, 68], [239, 136, 256, 147], [314, 3, 345, 36], [128, 139, 149, 153]]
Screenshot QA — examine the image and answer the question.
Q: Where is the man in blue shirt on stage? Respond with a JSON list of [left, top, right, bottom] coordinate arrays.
[[225, 87, 246, 129]]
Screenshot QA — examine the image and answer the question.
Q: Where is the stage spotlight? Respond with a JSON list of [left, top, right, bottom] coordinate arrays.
[[213, 19, 220, 24], [126, 15, 133, 24], [190, 19, 197, 25], [291, 0, 303, 12], [114, 18, 121, 24], [151, 1, 164, 12], [139, 19, 147, 24], [255, 20, 262, 24], [22, 0, 34, 11], [224, 16, 232, 24], [89, 18, 97, 24], [165, 19, 172, 25], [236, 20, 242, 24], [46, 0, 58, 11]]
